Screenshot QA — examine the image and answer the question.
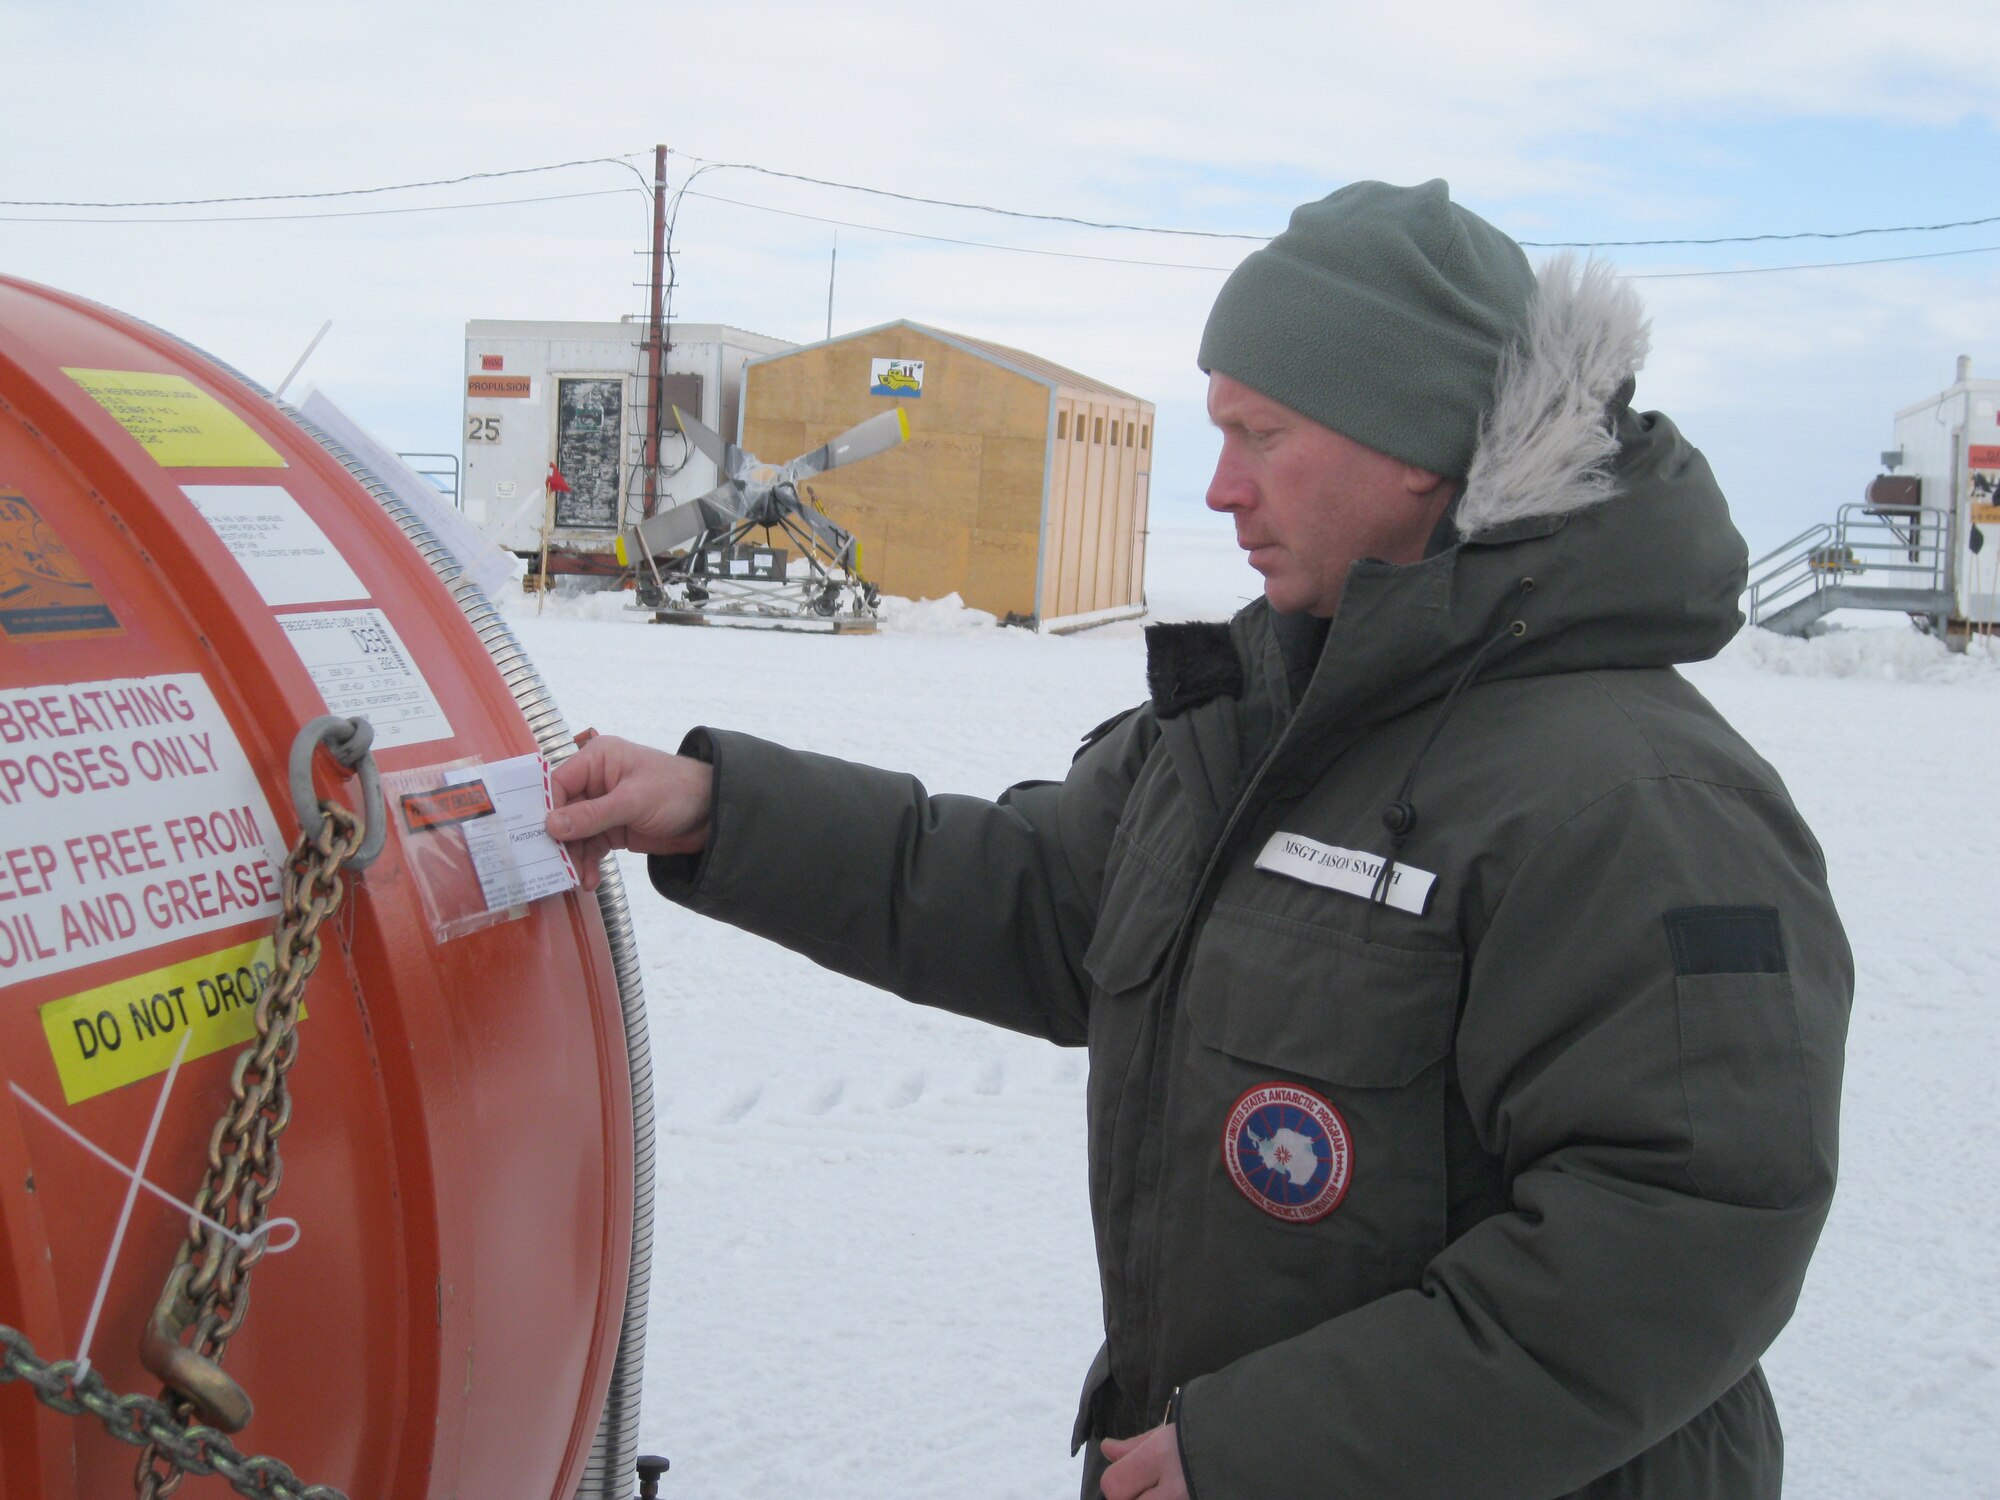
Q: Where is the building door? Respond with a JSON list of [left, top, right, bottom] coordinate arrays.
[[554, 376, 624, 530]]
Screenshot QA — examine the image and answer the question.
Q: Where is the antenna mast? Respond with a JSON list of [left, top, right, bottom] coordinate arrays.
[[641, 143, 669, 519]]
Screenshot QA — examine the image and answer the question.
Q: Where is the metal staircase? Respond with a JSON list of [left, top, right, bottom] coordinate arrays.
[[1745, 503, 1954, 637]]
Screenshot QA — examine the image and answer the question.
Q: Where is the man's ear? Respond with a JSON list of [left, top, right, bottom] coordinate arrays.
[[1401, 463, 1451, 498]]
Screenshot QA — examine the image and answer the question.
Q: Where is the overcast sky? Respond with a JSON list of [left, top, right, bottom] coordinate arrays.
[[6, 0, 1997, 557]]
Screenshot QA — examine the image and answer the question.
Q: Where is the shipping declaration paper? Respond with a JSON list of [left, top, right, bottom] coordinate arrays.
[[442, 754, 577, 912]]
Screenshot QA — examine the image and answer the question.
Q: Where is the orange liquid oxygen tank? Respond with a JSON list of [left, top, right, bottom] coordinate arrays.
[[0, 276, 652, 1500]]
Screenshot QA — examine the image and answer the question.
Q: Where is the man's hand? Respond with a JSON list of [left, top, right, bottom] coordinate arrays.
[[1101, 1425, 1188, 1500], [546, 734, 713, 891]]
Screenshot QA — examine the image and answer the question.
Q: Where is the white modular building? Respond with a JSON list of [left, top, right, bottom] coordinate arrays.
[[461, 319, 794, 571], [1887, 356, 2000, 625], [1749, 355, 2000, 640]]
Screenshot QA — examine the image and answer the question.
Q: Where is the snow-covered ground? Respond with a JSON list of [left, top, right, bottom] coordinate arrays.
[[503, 525, 2000, 1499]]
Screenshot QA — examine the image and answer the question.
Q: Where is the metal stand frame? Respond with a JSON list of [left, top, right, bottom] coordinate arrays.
[[633, 510, 880, 631]]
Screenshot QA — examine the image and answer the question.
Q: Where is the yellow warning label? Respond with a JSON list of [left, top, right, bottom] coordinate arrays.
[[1974, 504, 2000, 525], [38, 936, 294, 1104], [62, 369, 286, 469]]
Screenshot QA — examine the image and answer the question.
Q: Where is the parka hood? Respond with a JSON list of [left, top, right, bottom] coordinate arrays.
[[1213, 254, 1749, 737]]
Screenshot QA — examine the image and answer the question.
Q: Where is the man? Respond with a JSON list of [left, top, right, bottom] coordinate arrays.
[[548, 180, 1850, 1498]]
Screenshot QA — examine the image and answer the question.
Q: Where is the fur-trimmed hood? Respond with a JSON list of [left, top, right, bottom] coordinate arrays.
[[1458, 254, 1652, 538]]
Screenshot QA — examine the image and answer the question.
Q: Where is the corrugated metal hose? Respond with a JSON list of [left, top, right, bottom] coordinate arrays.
[[284, 405, 655, 1500]]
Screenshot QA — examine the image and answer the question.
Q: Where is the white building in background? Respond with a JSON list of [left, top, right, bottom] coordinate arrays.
[[1888, 355, 2000, 624], [461, 318, 794, 573], [1749, 356, 2000, 641]]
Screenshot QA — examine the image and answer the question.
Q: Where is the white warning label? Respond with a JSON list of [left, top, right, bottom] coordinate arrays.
[[277, 608, 454, 749], [0, 674, 289, 986], [181, 484, 367, 607]]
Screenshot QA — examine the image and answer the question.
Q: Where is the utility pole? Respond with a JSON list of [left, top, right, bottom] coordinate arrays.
[[641, 143, 669, 520], [826, 232, 837, 342]]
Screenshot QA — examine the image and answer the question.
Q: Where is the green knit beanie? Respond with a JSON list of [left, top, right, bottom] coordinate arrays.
[[1198, 179, 1536, 478]]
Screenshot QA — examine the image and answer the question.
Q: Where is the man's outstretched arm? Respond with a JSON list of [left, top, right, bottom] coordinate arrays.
[[546, 734, 713, 889], [547, 715, 1159, 1046]]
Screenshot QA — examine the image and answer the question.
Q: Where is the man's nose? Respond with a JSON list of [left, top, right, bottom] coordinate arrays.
[[1206, 463, 1251, 513]]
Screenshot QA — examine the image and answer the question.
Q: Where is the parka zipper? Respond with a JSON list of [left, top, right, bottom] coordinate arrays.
[[1119, 718, 1305, 1419], [1119, 583, 1532, 1419]]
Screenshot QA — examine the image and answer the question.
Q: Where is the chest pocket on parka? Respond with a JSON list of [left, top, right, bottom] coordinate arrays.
[[1184, 903, 1462, 1087], [1176, 904, 1465, 1282]]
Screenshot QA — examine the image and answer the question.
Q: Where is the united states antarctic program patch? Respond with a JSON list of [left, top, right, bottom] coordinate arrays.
[[1223, 1083, 1353, 1223]]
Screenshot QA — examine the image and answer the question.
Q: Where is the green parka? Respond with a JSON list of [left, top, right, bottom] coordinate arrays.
[[656, 262, 1851, 1497]]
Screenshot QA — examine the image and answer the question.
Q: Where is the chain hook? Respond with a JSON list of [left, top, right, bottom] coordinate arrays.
[[287, 716, 385, 872], [138, 1262, 253, 1433]]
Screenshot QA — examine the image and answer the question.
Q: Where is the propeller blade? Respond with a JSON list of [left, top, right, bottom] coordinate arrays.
[[785, 406, 910, 482], [624, 506, 700, 562], [623, 499, 708, 561], [621, 481, 747, 561], [673, 406, 745, 478]]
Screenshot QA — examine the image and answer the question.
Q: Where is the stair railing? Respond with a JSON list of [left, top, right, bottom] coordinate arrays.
[[1745, 521, 1834, 625], [1745, 506, 1950, 627]]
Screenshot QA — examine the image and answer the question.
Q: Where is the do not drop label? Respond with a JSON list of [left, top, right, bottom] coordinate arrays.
[[38, 936, 292, 1104]]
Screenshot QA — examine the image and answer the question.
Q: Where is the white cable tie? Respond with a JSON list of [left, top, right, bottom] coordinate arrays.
[[7, 1080, 302, 1262], [70, 1032, 188, 1378]]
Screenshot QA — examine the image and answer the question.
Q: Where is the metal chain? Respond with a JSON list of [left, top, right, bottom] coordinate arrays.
[[132, 795, 366, 1499], [0, 1325, 348, 1500]]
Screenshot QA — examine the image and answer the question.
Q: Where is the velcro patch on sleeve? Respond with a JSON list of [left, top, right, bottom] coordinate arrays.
[[1663, 905, 1786, 975]]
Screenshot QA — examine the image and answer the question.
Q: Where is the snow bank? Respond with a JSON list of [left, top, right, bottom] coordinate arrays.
[[491, 579, 1016, 635], [495, 578, 644, 624], [1724, 624, 2000, 684], [876, 591, 1000, 634]]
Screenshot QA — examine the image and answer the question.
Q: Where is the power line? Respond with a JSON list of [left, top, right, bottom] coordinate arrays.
[[682, 189, 1235, 270], [668, 150, 1266, 241], [670, 149, 2000, 251], [0, 187, 640, 225], [1626, 241, 2000, 278], [1522, 212, 2000, 249], [684, 187, 2000, 281], [7, 141, 1994, 270], [0, 153, 649, 209], [11, 173, 1991, 284]]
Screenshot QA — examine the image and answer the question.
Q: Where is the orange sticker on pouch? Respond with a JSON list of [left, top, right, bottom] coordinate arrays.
[[400, 781, 497, 831]]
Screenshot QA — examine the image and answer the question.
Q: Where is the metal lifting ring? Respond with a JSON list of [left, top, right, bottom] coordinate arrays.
[[287, 716, 386, 872]]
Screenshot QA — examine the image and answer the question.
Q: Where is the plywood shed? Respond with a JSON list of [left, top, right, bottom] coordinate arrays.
[[740, 321, 1154, 629]]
